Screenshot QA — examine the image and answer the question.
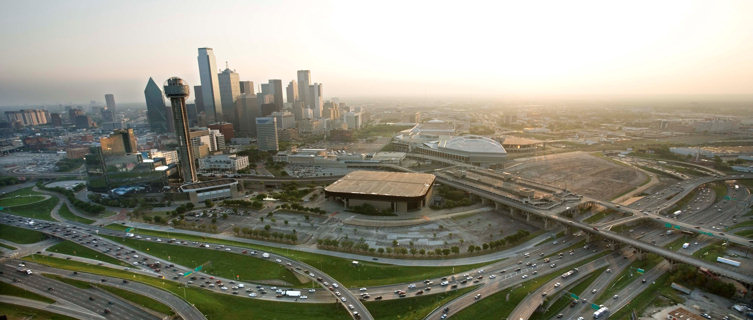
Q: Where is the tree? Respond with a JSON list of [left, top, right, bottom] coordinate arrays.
[[468, 245, 475, 253], [377, 248, 385, 254], [204, 200, 214, 208], [451, 246, 459, 254], [264, 224, 271, 231], [222, 213, 228, 219]]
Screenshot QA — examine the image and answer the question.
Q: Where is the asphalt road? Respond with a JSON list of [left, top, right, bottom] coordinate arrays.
[[0, 263, 158, 320]]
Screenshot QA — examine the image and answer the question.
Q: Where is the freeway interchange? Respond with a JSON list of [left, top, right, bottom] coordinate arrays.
[[1, 171, 752, 319]]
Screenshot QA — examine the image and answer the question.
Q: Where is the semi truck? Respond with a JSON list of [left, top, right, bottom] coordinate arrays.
[[593, 306, 609, 319], [716, 257, 741, 267]]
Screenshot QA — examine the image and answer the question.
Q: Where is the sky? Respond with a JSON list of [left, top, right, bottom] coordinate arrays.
[[1, 0, 752, 106]]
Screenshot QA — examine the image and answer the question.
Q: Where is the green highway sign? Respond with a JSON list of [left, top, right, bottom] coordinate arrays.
[[194, 266, 203, 271], [569, 293, 579, 300], [183, 271, 193, 277], [591, 304, 600, 310], [125, 227, 134, 233], [636, 268, 645, 274], [665, 223, 672, 228]]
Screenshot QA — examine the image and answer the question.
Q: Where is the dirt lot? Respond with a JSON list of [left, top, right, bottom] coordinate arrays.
[[505, 151, 648, 201]]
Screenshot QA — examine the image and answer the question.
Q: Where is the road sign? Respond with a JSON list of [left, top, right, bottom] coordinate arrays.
[[183, 271, 193, 277], [569, 293, 579, 300], [194, 266, 203, 271], [664, 223, 672, 228], [636, 268, 645, 274], [591, 304, 600, 310], [125, 227, 133, 233]]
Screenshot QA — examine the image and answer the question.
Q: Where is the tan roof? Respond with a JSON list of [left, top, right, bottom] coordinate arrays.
[[501, 136, 542, 146], [325, 171, 435, 197]]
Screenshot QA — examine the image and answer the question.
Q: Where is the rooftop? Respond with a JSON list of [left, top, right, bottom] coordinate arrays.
[[500, 136, 542, 146], [324, 170, 435, 198], [437, 135, 507, 154], [180, 178, 237, 191]]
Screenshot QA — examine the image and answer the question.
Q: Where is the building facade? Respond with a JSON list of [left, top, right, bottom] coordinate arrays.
[[144, 77, 169, 133], [197, 48, 223, 123], [256, 117, 279, 151], [218, 67, 240, 124], [198, 154, 249, 173]]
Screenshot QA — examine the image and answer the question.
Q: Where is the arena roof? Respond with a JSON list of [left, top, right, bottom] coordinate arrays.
[[500, 136, 542, 146], [324, 171, 435, 198], [437, 135, 507, 154]]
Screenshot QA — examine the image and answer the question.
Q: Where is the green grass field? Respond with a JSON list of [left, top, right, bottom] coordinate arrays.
[[735, 229, 753, 238], [57, 203, 95, 224], [451, 253, 607, 320], [0, 242, 16, 250], [692, 241, 726, 263], [42, 274, 92, 289], [710, 182, 728, 201], [595, 254, 662, 304], [105, 236, 305, 286], [0, 281, 55, 303], [0, 302, 76, 320], [4, 197, 58, 221], [25, 254, 350, 320], [105, 225, 494, 287], [664, 235, 696, 251], [365, 286, 476, 320], [0, 223, 47, 244], [0, 187, 42, 198], [731, 220, 753, 230], [0, 195, 46, 207], [583, 209, 616, 224], [46, 240, 130, 267]]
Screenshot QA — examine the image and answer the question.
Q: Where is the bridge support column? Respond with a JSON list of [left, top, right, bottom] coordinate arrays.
[[667, 259, 676, 271], [509, 207, 514, 215], [495, 202, 502, 210], [526, 213, 531, 222], [544, 218, 549, 230], [481, 198, 490, 205]]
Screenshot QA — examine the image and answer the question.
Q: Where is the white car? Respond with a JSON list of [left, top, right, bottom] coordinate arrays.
[[275, 259, 282, 263], [248, 293, 257, 297], [332, 283, 339, 288], [554, 282, 561, 288], [521, 275, 528, 279], [359, 287, 367, 291], [340, 297, 346, 302], [238, 284, 244, 288], [308, 289, 316, 293], [489, 275, 496, 279], [440, 281, 449, 286], [300, 295, 308, 299], [221, 286, 228, 290]]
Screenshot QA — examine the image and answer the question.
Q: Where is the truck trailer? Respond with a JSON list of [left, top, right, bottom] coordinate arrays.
[[716, 257, 741, 267]]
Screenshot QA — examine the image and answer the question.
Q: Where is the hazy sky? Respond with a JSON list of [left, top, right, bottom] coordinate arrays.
[[1, 0, 752, 106]]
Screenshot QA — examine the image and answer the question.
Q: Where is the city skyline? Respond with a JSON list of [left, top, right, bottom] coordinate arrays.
[[1, 0, 752, 106]]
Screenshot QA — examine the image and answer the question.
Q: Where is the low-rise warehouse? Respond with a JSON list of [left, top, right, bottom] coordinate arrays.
[[324, 170, 435, 213]]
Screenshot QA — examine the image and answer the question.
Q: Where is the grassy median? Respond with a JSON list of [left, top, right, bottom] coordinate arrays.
[[57, 203, 95, 224], [46, 240, 130, 267], [365, 286, 477, 320], [25, 254, 350, 320], [0, 223, 47, 244], [4, 197, 58, 221], [0, 302, 75, 320], [0, 281, 55, 303], [105, 224, 496, 287]]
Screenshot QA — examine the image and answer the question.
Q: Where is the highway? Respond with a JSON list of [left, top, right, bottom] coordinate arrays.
[[433, 173, 753, 285], [0, 213, 373, 320], [0, 263, 159, 320], [15, 259, 209, 320]]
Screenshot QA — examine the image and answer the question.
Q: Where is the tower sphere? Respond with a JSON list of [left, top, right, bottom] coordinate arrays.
[[164, 77, 190, 98]]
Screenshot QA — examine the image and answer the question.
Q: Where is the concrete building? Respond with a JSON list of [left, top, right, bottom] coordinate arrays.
[[324, 171, 435, 213], [105, 94, 116, 113], [198, 154, 249, 173], [5, 109, 49, 127], [190, 128, 224, 155], [310, 83, 323, 119], [239, 81, 254, 95], [218, 66, 241, 124], [297, 70, 310, 107], [256, 117, 278, 151], [269, 79, 284, 112], [144, 77, 169, 133], [193, 85, 204, 114], [147, 149, 178, 165], [499, 136, 543, 153], [100, 129, 138, 156], [208, 122, 234, 143], [180, 178, 240, 203], [271, 111, 295, 130], [286, 80, 298, 103], [234, 93, 259, 137], [345, 111, 362, 130], [164, 77, 198, 183], [197, 47, 222, 123]]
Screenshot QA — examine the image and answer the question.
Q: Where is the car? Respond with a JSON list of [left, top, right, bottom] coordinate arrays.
[[613, 294, 619, 299], [592, 289, 597, 294], [521, 275, 528, 279], [308, 289, 316, 293], [359, 287, 367, 291], [300, 295, 308, 299], [374, 296, 382, 300], [335, 291, 341, 296], [474, 294, 481, 300], [489, 275, 496, 279], [554, 282, 561, 288], [340, 297, 346, 302]]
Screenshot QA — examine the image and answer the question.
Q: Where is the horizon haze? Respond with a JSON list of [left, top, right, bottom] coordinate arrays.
[[1, 0, 752, 106]]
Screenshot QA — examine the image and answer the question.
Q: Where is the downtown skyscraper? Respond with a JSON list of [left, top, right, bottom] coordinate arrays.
[[218, 65, 240, 124], [197, 48, 222, 123], [144, 77, 170, 133], [297, 70, 311, 107]]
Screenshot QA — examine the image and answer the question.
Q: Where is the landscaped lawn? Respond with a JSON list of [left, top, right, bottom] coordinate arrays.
[[0, 195, 46, 207], [46, 240, 130, 267], [57, 203, 95, 224], [25, 254, 350, 320], [365, 286, 476, 320], [595, 254, 662, 304], [104, 224, 496, 287], [104, 236, 305, 286], [0, 281, 55, 303], [0, 223, 47, 244], [530, 266, 605, 320], [4, 197, 58, 221]]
